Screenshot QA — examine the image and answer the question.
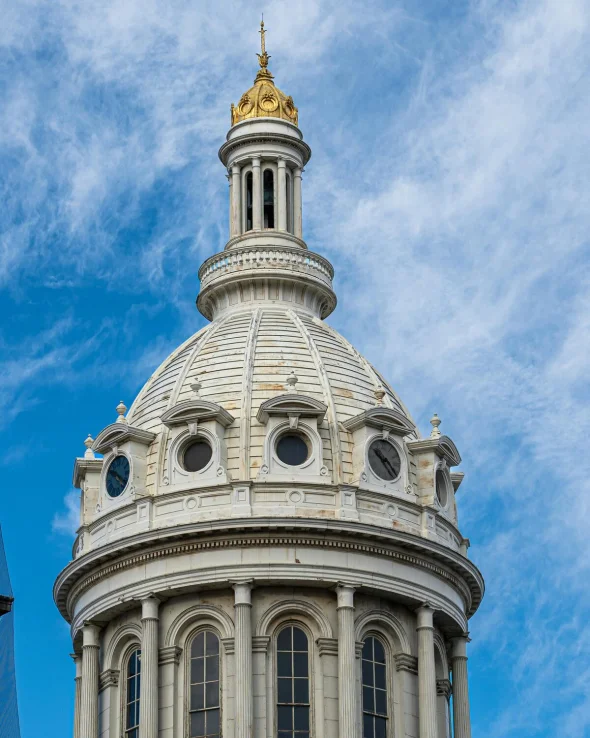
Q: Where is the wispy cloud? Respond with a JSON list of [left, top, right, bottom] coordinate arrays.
[[52, 490, 80, 538]]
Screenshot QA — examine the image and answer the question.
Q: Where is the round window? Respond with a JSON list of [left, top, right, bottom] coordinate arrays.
[[368, 439, 401, 481], [182, 440, 213, 472], [435, 470, 448, 507], [276, 433, 310, 466], [105, 454, 130, 498]]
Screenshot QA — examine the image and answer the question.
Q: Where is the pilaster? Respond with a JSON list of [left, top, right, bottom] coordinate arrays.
[[139, 595, 160, 738], [233, 581, 253, 738], [416, 605, 437, 738], [336, 584, 358, 738]]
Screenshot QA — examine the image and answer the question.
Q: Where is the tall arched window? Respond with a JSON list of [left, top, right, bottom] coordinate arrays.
[[362, 636, 387, 738], [263, 169, 275, 229], [277, 625, 310, 737], [189, 631, 220, 738], [125, 649, 141, 738], [286, 172, 293, 233], [245, 172, 253, 231]]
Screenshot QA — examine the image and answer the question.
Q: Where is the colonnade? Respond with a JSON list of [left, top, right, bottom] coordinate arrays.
[[228, 157, 303, 239], [74, 587, 472, 738]]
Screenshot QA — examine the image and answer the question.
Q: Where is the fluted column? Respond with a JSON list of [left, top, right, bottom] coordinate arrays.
[[71, 653, 82, 738], [234, 582, 253, 738], [79, 624, 100, 738], [293, 167, 303, 238], [336, 584, 358, 738], [451, 635, 472, 738], [139, 596, 160, 738], [231, 164, 242, 237], [416, 605, 437, 738], [277, 158, 287, 231], [252, 158, 262, 231]]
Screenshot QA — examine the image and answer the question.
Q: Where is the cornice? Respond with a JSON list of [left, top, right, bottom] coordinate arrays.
[[54, 518, 484, 624], [218, 133, 312, 167]]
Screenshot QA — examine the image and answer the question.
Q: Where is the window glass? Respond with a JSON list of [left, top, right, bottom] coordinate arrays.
[[277, 626, 310, 738], [125, 649, 141, 738], [246, 172, 253, 231], [276, 434, 309, 466], [183, 440, 213, 473], [286, 173, 292, 233], [190, 631, 220, 738], [362, 637, 388, 738], [263, 169, 275, 228]]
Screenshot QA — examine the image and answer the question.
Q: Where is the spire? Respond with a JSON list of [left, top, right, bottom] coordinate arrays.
[[257, 17, 270, 70]]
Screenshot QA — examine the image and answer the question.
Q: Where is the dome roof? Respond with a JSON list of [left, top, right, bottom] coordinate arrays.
[[127, 306, 417, 491], [231, 21, 299, 127]]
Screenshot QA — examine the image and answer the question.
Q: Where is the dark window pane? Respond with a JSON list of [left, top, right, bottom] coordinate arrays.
[[278, 705, 293, 730], [206, 708, 220, 736], [375, 664, 386, 690], [278, 733, 291, 738], [362, 659, 374, 686], [363, 686, 374, 713], [263, 169, 275, 228], [205, 680, 219, 708], [293, 678, 309, 704], [191, 684, 204, 710], [362, 638, 373, 660], [375, 716, 387, 738], [190, 710, 205, 737], [293, 705, 309, 730], [373, 639, 386, 664], [375, 688, 387, 715], [276, 434, 309, 466], [363, 713, 375, 738], [277, 627, 292, 651], [184, 441, 213, 473], [292, 627, 308, 652], [205, 632, 219, 656], [293, 652, 308, 678], [128, 678, 136, 702], [192, 632, 205, 658], [206, 655, 219, 682], [278, 678, 292, 704], [191, 657, 204, 685], [277, 651, 292, 677]]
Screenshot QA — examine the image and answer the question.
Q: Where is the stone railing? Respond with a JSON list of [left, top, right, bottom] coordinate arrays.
[[199, 247, 334, 291]]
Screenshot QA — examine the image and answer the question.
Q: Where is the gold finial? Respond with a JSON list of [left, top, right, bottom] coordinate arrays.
[[257, 17, 270, 69]]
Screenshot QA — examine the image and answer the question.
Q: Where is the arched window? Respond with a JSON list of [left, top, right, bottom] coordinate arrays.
[[245, 172, 253, 231], [277, 625, 310, 737], [125, 649, 141, 738], [362, 636, 387, 738], [189, 631, 220, 738], [286, 172, 293, 233], [263, 169, 275, 229]]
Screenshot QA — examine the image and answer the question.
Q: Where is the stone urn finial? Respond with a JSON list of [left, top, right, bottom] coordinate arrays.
[[116, 401, 128, 424], [286, 370, 299, 392], [84, 434, 95, 459], [430, 413, 442, 439], [374, 387, 386, 406], [191, 379, 202, 398]]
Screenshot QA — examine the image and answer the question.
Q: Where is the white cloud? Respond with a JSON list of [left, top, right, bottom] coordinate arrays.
[[52, 489, 80, 538]]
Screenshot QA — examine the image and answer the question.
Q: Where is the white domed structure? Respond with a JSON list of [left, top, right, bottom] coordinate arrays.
[[55, 25, 483, 738]]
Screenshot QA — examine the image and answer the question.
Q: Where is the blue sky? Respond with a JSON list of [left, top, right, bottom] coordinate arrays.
[[1, 0, 589, 736]]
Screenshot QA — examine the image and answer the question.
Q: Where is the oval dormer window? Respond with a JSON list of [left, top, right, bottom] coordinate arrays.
[[276, 432, 309, 466], [183, 440, 213, 473]]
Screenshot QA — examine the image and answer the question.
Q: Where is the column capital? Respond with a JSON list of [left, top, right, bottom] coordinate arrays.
[[231, 163, 241, 174], [82, 623, 100, 648], [415, 603, 435, 630], [233, 580, 253, 606], [335, 583, 356, 609], [252, 157, 261, 167], [450, 633, 470, 660], [277, 157, 286, 167], [294, 166, 302, 176], [141, 594, 161, 620], [71, 652, 82, 677]]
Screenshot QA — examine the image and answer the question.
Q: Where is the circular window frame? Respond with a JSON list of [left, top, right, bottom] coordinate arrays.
[[274, 429, 312, 469], [366, 436, 403, 484], [177, 435, 215, 475], [104, 452, 131, 499], [435, 468, 450, 509]]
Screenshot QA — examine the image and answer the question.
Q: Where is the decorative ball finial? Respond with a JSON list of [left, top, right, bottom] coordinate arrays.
[[374, 387, 386, 406], [116, 401, 128, 424], [430, 413, 442, 439], [84, 434, 95, 459], [191, 380, 202, 398], [286, 370, 299, 392]]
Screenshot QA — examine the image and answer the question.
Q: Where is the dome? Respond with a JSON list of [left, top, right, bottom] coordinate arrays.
[[231, 21, 299, 126], [127, 305, 417, 490]]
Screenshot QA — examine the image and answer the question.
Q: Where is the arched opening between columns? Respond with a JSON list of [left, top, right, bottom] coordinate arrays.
[[263, 168, 275, 229]]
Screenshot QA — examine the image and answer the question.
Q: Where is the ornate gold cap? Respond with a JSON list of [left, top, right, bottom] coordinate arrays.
[[231, 20, 299, 127]]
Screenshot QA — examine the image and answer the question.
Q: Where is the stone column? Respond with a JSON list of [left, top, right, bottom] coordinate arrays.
[[252, 158, 262, 231], [234, 582, 253, 738], [416, 605, 437, 738], [71, 653, 82, 738], [451, 635, 472, 738], [231, 164, 242, 238], [293, 167, 303, 238], [139, 596, 160, 738], [79, 624, 100, 738], [336, 584, 358, 738], [277, 158, 287, 231]]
